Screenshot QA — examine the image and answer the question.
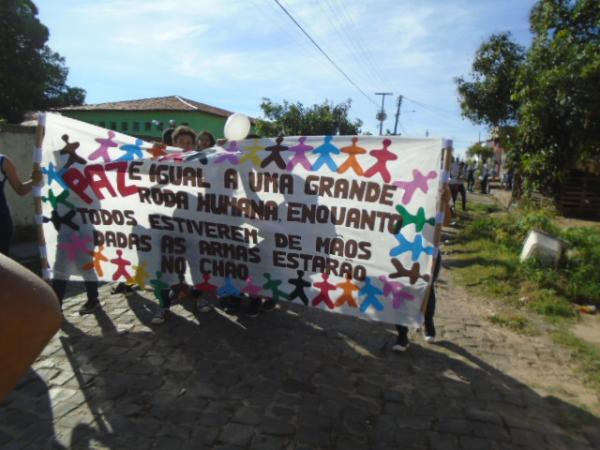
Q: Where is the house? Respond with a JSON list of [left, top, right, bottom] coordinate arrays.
[[57, 95, 244, 141]]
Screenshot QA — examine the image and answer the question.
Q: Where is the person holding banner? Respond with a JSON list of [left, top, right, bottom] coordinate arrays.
[[393, 253, 441, 352], [0, 154, 42, 255]]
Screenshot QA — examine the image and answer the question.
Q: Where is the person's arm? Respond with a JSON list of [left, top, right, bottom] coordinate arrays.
[[0, 254, 62, 400], [2, 157, 42, 196]]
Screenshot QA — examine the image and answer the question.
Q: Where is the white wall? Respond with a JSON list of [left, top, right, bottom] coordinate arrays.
[[0, 124, 37, 231]]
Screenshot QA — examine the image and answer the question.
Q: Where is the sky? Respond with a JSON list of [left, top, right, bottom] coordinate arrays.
[[36, 0, 537, 155]]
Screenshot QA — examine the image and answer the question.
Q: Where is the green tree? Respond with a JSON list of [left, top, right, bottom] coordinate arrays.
[[466, 142, 494, 161], [0, 0, 85, 123], [255, 98, 362, 136], [455, 33, 526, 128], [514, 0, 600, 194]]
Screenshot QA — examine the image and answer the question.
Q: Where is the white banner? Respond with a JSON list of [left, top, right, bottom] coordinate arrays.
[[38, 113, 444, 327]]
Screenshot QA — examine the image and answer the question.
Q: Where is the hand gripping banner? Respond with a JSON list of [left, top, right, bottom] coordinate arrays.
[[36, 113, 446, 327]]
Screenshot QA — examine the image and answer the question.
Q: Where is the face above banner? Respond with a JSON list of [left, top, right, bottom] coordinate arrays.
[[37, 113, 445, 327]]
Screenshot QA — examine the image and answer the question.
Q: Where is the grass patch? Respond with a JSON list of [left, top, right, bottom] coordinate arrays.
[[488, 313, 535, 334], [552, 330, 600, 393]]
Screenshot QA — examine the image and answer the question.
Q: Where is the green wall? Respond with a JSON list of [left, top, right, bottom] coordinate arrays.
[[60, 110, 228, 140]]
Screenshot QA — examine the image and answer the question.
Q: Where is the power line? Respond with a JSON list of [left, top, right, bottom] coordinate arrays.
[[272, 0, 379, 107]]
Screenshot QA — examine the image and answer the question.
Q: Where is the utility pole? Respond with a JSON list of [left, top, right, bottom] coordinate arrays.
[[375, 92, 393, 136], [393, 95, 403, 135]]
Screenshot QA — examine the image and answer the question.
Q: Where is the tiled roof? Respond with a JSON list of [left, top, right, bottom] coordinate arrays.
[[57, 95, 233, 118]]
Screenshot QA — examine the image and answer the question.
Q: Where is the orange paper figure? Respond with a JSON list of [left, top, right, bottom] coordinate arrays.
[[82, 245, 109, 277], [338, 137, 366, 176]]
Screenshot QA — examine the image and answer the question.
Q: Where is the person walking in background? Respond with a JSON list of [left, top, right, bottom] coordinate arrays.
[[0, 153, 42, 255], [480, 160, 490, 194], [466, 162, 476, 193]]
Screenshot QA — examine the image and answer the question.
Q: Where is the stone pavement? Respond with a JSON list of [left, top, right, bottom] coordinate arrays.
[[1, 258, 600, 449]]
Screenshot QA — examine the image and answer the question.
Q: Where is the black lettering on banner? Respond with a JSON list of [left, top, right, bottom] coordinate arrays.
[[224, 168, 239, 189]]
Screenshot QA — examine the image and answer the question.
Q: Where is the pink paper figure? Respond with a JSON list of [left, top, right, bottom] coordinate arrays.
[[58, 233, 93, 262], [110, 249, 133, 282], [312, 273, 337, 309], [215, 141, 241, 165], [89, 131, 118, 163], [194, 272, 218, 293], [393, 169, 438, 204], [82, 245, 109, 277], [363, 138, 397, 183], [287, 137, 313, 172], [242, 276, 262, 297], [379, 275, 415, 309]]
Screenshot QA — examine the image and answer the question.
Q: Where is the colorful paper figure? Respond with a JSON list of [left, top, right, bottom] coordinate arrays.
[[335, 274, 359, 308], [358, 277, 384, 313], [42, 189, 74, 210], [261, 137, 288, 170], [263, 273, 289, 301], [218, 276, 242, 297], [150, 271, 170, 305], [42, 163, 68, 189], [44, 209, 78, 231], [146, 143, 168, 159], [110, 249, 133, 282], [89, 131, 118, 163], [215, 141, 241, 165], [287, 137, 313, 171], [170, 273, 192, 301], [311, 135, 339, 172], [390, 233, 436, 261], [82, 245, 109, 277], [312, 273, 337, 309], [288, 270, 310, 305], [58, 233, 92, 262], [59, 134, 85, 168], [338, 137, 367, 175], [395, 205, 436, 232], [379, 275, 414, 309], [389, 260, 430, 284], [116, 139, 145, 162], [363, 139, 397, 183], [242, 276, 262, 297], [194, 272, 218, 293], [393, 169, 438, 204], [131, 261, 151, 289], [240, 139, 264, 166]]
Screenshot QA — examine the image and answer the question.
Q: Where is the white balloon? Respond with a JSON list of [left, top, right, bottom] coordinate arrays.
[[224, 113, 251, 141]]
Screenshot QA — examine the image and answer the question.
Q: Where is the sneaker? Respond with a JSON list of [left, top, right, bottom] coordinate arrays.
[[151, 307, 168, 324], [196, 298, 212, 313], [392, 335, 410, 352], [261, 299, 277, 313], [424, 335, 436, 343], [246, 298, 261, 317], [78, 299, 100, 315]]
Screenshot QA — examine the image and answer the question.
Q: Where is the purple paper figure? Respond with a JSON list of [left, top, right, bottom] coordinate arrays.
[[242, 276, 262, 297], [287, 137, 313, 172], [311, 136, 339, 172], [89, 131, 118, 163], [215, 141, 241, 165], [378, 275, 415, 309], [393, 169, 438, 204], [58, 233, 93, 262]]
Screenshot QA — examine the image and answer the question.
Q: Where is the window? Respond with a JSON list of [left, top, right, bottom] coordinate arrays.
[[110, 122, 117, 130], [157, 122, 164, 131], [133, 122, 140, 131], [121, 122, 128, 131], [99, 121, 106, 128], [144, 121, 151, 131]]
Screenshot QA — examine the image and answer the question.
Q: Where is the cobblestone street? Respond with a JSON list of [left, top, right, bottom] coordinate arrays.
[[1, 252, 600, 449]]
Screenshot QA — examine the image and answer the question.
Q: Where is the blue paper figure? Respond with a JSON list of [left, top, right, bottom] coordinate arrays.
[[311, 136, 339, 172], [42, 162, 68, 189], [218, 276, 241, 298], [358, 277, 384, 313], [390, 233, 436, 261], [116, 139, 144, 162]]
